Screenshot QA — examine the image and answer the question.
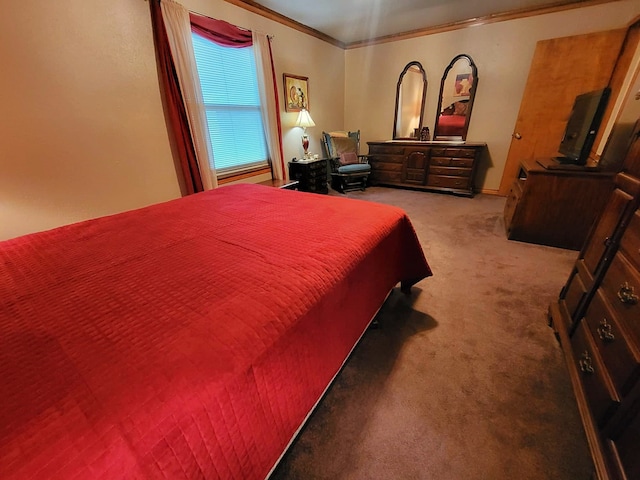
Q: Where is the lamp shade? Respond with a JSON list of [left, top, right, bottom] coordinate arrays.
[[295, 109, 315, 129]]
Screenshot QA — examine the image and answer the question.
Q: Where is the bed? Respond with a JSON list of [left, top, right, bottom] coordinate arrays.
[[435, 101, 468, 137], [0, 184, 432, 479]]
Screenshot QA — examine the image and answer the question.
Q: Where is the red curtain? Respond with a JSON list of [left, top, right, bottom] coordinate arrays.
[[150, 0, 203, 194], [190, 14, 253, 47], [267, 39, 286, 178]]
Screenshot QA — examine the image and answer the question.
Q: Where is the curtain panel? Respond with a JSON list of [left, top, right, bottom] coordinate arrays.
[[190, 15, 253, 47], [150, 0, 204, 194], [150, 0, 286, 190], [159, 0, 217, 190], [253, 32, 286, 180]]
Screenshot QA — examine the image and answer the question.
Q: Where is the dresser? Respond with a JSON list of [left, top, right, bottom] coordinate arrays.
[[367, 141, 486, 197], [288, 158, 328, 194], [549, 126, 640, 480], [504, 158, 616, 250]]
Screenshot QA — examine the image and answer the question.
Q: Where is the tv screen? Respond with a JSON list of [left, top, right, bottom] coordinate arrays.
[[557, 87, 611, 165]]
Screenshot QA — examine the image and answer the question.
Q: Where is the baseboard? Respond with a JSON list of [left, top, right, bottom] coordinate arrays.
[[477, 188, 503, 196]]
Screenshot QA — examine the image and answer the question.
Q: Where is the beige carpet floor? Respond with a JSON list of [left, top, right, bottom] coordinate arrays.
[[270, 186, 593, 480]]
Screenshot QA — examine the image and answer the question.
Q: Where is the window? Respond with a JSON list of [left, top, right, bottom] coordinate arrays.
[[191, 33, 268, 176]]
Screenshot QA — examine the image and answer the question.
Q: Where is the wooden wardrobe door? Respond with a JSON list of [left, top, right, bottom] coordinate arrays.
[[498, 28, 627, 195]]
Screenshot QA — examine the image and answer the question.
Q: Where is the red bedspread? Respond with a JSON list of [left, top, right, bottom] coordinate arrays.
[[435, 114, 466, 137], [0, 184, 431, 479]]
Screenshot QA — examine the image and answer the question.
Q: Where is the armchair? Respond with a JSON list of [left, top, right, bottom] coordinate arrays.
[[321, 130, 372, 193]]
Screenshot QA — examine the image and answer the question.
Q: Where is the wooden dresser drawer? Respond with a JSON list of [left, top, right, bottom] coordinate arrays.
[[370, 154, 404, 164], [429, 166, 471, 177], [305, 169, 325, 178], [583, 289, 640, 395], [431, 156, 474, 168], [609, 402, 640, 480], [374, 171, 403, 183], [582, 188, 634, 275], [571, 319, 620, 427], [450, 158, 474, 168], [427, 175, 470, 190], [368, 145, 405, 155], [563, 267, 587, 320], [619, 209, 640, 272], [370, 161, 403, 172], [430, 147, 475, 158], [600, 252, 640, 350]]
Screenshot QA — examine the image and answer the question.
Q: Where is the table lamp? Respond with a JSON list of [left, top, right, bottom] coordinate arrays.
[[295, 108, 315, 158]]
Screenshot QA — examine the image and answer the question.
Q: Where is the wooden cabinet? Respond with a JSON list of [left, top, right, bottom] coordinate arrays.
[[548, 126, 640, 480], [288, 158, 328, 194], [503, 158, 616, 250], [367, 141, 485, 197]]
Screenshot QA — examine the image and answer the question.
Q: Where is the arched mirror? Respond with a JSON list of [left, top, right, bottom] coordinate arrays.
[[434, 54, 478, 141], [393, 61, 427, 139]]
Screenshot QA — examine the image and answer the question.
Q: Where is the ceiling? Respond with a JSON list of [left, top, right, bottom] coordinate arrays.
[[242, 0, 606, 46]]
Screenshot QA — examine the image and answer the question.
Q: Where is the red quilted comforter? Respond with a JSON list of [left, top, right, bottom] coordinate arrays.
[[435, 114, 466, 137], [0, 184, 431, 479]]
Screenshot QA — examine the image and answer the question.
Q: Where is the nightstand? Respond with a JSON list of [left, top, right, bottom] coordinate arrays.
[[288, 158, 328, 194]]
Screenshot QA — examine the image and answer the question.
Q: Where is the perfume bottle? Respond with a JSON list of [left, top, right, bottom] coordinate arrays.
[[420, 127, 431, 141]]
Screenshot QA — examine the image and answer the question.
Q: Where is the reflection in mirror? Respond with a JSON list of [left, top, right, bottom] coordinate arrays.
[[393, 61, 427, 139], [434, 54, 478, 141]]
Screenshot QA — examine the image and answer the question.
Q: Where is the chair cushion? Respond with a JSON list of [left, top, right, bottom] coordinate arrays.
[[330, 136, 357, 157], [339, 152, 359, 165], [337, 163, 371, 174]]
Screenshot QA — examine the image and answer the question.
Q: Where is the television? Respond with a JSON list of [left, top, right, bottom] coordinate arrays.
[[554, 87, 611, 165]]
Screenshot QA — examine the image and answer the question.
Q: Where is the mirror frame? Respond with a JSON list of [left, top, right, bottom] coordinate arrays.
[[433, 54, 478, 141], [393, 61, 427, 139]]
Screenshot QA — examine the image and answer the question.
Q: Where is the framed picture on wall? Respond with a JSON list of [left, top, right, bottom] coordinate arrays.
[[453, 73, 473, 97], [283, 73, 309, 112]]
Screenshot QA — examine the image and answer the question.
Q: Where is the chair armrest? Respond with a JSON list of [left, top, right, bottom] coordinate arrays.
[[328, 157, 341, 173]]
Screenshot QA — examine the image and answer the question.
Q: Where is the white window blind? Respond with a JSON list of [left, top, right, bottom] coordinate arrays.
[[191, 32, 268, 175]]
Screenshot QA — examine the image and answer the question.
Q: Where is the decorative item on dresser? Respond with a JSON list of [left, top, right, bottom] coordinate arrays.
[[503, 158, 616, 250], [367, 140, 486, 197], [288, 157, 328, 194], [548, 124, 640, 480]]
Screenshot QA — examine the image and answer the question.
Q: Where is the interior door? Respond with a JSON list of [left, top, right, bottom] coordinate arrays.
[[498, 29, 627, 195]]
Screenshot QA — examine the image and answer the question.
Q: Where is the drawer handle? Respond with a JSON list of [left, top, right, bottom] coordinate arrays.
[[579, 351, 595, 374], [618, 282, 639, 305], [597, 318, 615, 342], [603, 236, 611, 247]]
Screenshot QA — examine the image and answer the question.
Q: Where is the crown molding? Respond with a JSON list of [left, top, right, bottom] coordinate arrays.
[[225, 0, 625, 50]]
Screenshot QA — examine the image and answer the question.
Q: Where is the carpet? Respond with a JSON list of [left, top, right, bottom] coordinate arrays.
[[270, 187, 592, 480]]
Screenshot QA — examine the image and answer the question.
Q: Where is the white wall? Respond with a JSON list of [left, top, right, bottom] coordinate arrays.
[[345, 0, 640, 192], [0, 0, 182, 241], [0, 0, 344, 241], [2, 0, 639, 240]]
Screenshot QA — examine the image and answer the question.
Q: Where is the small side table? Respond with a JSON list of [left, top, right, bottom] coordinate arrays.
[[288, 158, 328, 194], [258, 178, 299, 190]]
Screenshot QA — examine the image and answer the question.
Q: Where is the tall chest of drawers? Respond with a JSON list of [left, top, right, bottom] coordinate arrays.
[[367, 141, 486, 197], [549, 126, 640, 480]]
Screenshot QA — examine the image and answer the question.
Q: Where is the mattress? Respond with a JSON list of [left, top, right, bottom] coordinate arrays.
[[0, 184, 431, 479]]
